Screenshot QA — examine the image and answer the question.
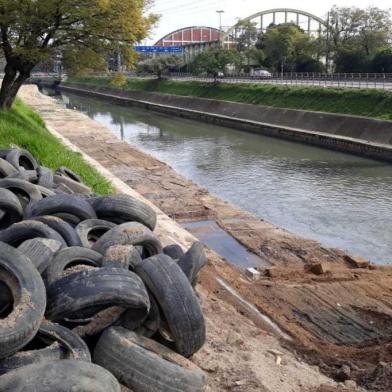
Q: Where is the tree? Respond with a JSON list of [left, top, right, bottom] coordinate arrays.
[[191, 48, 241, 80], [137, 55, 182, 80], [371, 49, 392, 73], [327, 6, 392, 71], [0, 0, 157, 110], [258, 24, 318, 72]]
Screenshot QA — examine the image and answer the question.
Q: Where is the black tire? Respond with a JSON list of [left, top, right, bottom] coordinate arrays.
[[0, 360, 121, 392], [102, 245, 142, 269], [18, 238, 63, 274], [36, 185, 56, 198], [45, 246, 103, 286], [53, 174, 91, 194], [163, 244, 185, 260], [73, 306, 125, 338], [135, 254, 205, 357], [92, 222, 162, 256], [54, 212, 81, 227], [177, 242, 208, 285], [53, 183, 74, 194], [0, 178, 42, 208], [46, 267, 150, 323], [94, 327, 206, 392], [24, 194, 97, 223], [89, 194, 157, 231], [39, 321, 91, 361], [124, 293, 161, 337], [37, 166, 54, 188], [7, 169, 38, 183], [0, 281, 12, 316], [76, 219, 116, 248], [0, 220, 67, 247], [0, 243, 46, 359], [0, 321, 91, 375], [56, 166, 82, 183], [5, 148, 38, 171], [0, 150, 11, 159], [0, 158, 17, 178], [0, 188, 23, 230], [31, 215, 82, 247]]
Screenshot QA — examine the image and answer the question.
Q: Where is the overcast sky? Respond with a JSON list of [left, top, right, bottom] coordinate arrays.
[[145, 0, 391, 44]]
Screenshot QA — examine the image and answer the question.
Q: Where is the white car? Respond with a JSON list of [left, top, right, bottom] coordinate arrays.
[[254, 69, 272, 79]]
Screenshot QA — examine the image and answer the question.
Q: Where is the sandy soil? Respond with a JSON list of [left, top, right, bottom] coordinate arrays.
[[18, 85, 392, 391]]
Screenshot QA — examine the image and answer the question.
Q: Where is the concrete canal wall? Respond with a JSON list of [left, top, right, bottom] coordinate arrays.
[[59, 82, 392, 161]]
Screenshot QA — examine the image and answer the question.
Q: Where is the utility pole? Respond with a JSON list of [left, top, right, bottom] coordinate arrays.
[[216, 10, 224, 47], [326, 11, 330, 73]]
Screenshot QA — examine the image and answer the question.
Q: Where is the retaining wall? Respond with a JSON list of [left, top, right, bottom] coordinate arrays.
[[57, 82, 392, 162]]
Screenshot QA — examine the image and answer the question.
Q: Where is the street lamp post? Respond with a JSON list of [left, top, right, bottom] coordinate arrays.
[[216, 10, 224, 47]]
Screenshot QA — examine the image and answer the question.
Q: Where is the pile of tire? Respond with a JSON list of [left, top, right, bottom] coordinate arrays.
[[0, 148, 208, 392]]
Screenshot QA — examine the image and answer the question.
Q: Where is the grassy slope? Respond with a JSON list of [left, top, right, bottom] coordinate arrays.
[[0, 98, 113, 195], [71, 76, 392, 120]]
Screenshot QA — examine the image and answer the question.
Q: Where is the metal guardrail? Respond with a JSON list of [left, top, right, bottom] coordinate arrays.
[[168, 72, 392, 90], [3, 71, 390, 90]]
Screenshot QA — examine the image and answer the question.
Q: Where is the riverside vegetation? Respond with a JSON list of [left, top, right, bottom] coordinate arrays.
[[69, 76, 392, 120], [0, 99, 113, 195]]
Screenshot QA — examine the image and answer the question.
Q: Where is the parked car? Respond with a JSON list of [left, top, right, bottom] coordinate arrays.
[[217, 72, 225, 79], [254, 69, 272, 79]]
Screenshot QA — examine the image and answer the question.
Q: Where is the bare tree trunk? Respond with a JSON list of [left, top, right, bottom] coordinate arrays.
[[0, 64, 30, 110]]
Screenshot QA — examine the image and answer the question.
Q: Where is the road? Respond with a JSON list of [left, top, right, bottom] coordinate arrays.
[[170, 75, 392, 90]]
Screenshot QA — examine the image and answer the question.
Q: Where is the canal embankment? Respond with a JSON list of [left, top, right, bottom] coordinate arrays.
[[15, 84, 343, 392], [54, 80, 392, 162], [22, 84, 392, 391]]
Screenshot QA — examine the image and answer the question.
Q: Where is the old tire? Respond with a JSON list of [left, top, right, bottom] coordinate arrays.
[[94, 327, 206, 392], [0, 220, 67, 248], [7, 169, 38, 183], [37, 166, 54, 188], [25, 194, 97, 223], [92, 222, 162, 256], [45, 247, 103, 286], [177, 242, 208, 285], [0, 243, 46, 359], [31, 215, 82, 247], [0, 188, 23, 230], [89, 194, 157, 231], [18, 238, 63, 274], [0, 179, 42, 208], [56, 166, 82, 183], [6, 148, 38, 171], [46, 267, 150, 322], [163, 244, 185, 260], [0, 360, 120, 392], [102, 245, 142, 270], [36, 185, 56, 198], [53, 174, 91, 194], [0, 158, 17, 178], [124, 293, 161, 337], [0, 321, 91, 375], [76, 219, 116, 248], [135, 254, 205, 357]]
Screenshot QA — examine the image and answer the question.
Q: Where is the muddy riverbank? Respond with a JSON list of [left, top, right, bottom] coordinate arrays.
[[20, 84, 392, 391]]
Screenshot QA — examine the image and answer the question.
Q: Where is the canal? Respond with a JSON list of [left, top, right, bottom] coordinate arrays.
[[51, 90, 392, 264]]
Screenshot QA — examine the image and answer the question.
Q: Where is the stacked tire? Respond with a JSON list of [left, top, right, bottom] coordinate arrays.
[[0, 148, 208, 391]]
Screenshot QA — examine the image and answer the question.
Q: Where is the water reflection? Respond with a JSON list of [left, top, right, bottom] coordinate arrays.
[[54, 91, 392, 264]]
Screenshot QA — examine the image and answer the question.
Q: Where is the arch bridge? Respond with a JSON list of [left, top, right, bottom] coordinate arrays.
[[221, 8, 327, 44]]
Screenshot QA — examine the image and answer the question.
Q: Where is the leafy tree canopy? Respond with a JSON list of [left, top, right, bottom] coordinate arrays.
[[192, 48, 241, 79], [137, 55, 182, 80], [0, 0, 157, 109]]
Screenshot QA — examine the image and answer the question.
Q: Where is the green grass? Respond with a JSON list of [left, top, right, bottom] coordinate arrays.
[[70, 76, 392, 120], [0, 98, 113, 195]]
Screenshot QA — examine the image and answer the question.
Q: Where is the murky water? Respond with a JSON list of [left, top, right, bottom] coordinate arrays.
[[52, 90, 392, 264]]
